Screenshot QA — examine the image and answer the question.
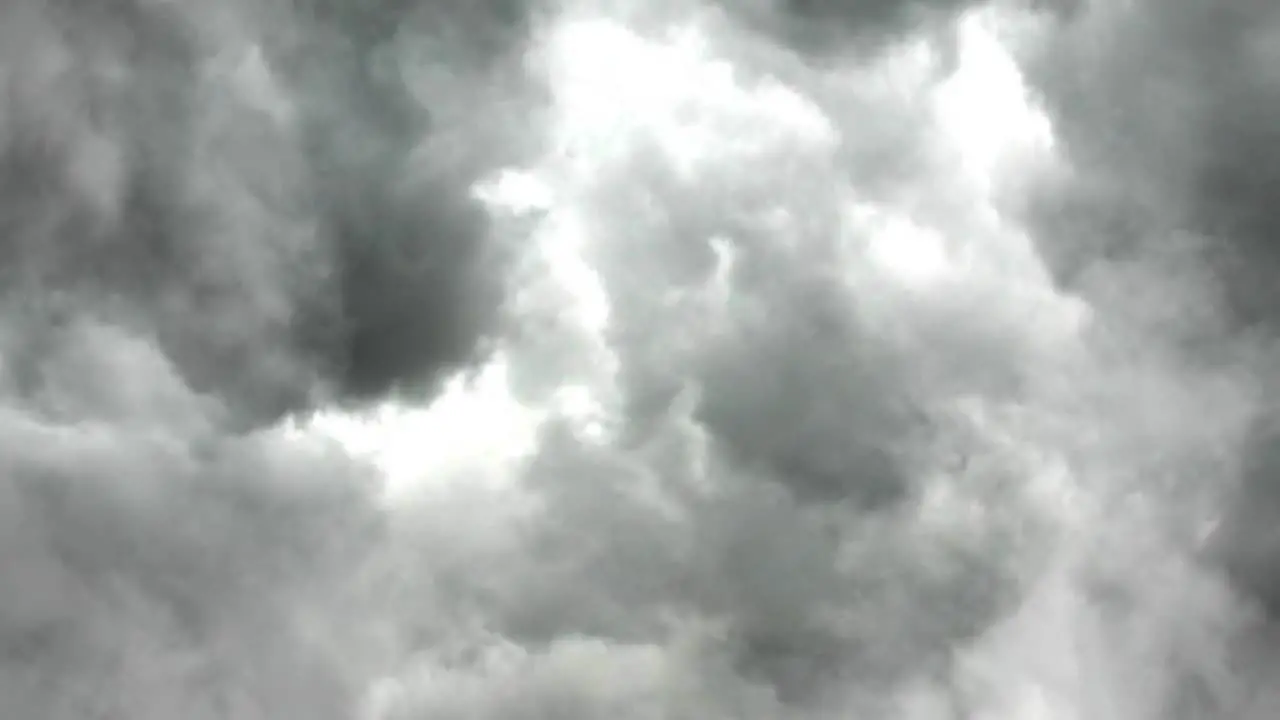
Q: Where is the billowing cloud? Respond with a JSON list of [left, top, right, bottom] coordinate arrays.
[[0, 318, 385, 717], [1021, 0, 1280, 322], [1018, 0, 1280, 621], [4, 0, 1280, 718], [0, 0, 537, 423], [0, 0, 535, 715]]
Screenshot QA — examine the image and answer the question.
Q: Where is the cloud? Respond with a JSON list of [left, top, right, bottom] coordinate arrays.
[[1017, 0, 1280, 621], [1021, 0, 1280, 323], [0, 0, 535, 716], [6, 0, 1280, 718], [337, 8, 1105, 715], [0, 0, 538, 424], [0, 318, 384, 718], [715, 0, 983, 60], [291, 0, 541, 403]]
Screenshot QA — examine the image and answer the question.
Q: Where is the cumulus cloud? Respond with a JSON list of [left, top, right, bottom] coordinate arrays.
[[5, 0, 1280, 718]]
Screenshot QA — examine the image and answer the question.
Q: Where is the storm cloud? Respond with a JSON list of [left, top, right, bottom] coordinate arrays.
[[0, 0, 536, 715], [1014, 0, 1280, 623], [0, 0, 538, 423], [4, 0, 1280, 718], [1022, 0, 1280, 323]]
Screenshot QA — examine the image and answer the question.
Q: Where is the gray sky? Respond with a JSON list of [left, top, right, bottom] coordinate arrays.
[[3, 1, 1280, 718]]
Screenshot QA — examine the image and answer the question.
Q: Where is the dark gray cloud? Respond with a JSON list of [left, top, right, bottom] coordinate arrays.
[[0, 0, 537, 424], [0, 0, 535, 715], [718, 0, 978, 60], [1022, 0, 1280, 325], [1019, 0, 1280, 621], [287, 0, 539, 404]]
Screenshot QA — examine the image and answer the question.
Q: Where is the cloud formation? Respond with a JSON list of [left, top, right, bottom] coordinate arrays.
[[0, 0, 535, 715], [0, 0, 537, 423], [1023, 0, 1280, 322], [4, 0, 1280, 718], [1018, 0, 1280, 618], [719, 0, 981, 58]]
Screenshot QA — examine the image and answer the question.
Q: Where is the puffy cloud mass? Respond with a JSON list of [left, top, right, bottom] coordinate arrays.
[[1018, 0, 1280, 614], [4, 0, 1280, 718]]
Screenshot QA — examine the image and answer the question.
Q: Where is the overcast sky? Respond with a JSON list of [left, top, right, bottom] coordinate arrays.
[[3, 0, 1280, 718]]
